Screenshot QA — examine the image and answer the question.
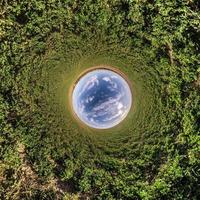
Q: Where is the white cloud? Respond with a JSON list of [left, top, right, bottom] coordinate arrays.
[[111, 75, 118, 79], [79, 75, 99, 96], [105, 109, 123, 121], [117, 102, 123, 110], [102, 76, 111, 82], [90, 118, 94, 122], [78, 103, 85, 113], [85, 96, 95, 104], [103, 76, 118, 90], [89, 96, 94, 102], [92, 94, 122, 112]]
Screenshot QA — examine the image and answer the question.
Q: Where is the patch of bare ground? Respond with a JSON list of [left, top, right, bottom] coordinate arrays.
[[194, 73, 200, 89], [4, 143, 76, 200]]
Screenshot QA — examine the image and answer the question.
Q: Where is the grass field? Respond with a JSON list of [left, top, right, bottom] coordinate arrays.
[[0, 1, 200, 199]]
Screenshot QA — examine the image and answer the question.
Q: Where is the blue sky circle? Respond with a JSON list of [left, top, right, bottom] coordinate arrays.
[[72, 68, 132, 129]]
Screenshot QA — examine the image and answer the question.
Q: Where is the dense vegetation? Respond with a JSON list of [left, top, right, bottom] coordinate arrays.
[[0, 0, 200, 199]]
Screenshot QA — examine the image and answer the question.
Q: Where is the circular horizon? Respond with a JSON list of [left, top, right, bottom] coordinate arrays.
[[72, 67, 132, 129]]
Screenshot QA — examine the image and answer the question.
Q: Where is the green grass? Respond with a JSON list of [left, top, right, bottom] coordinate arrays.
[[0, 1, 199, 199]]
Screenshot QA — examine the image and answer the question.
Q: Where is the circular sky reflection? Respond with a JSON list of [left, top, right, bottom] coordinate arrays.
[[72, 68, 132, 129]]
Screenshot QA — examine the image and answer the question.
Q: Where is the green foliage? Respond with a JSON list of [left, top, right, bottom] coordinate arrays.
[[0, 0, 199, 199]]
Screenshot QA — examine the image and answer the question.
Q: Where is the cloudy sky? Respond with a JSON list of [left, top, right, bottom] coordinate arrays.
[[72, 69, 132, 129]]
